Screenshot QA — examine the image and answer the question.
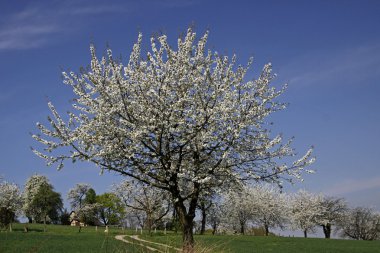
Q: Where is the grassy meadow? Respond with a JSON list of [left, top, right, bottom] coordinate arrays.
[[0, 223, 143, 253], [1, 223, 380, 253], [140, 233, 380, 253]]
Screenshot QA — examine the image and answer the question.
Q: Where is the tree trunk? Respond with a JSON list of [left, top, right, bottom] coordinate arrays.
[[200, 208, 206, 235], [43, 216, 47, 232], [240, 221, 245, 235], [303, 229, 307, 238], [322, 223, 331, 239], [212, 223, 217, 235], [174, 203, 195, 253], [182, 217, 195, 253], [9, 222, 12, 232], [264, 224, 269, 236], [173, 192, 198, 253]]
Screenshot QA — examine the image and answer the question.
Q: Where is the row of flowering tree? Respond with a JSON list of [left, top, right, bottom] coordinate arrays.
[[205, 185, 380, 240], [1, 174, 379, 241]]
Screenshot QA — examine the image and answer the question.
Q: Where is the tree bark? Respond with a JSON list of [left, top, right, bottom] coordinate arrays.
[[264, 224, 269, 236], [175, 203, 195, 253], [172, 184, 199, 253], [146, 213, 153, 234], [240, 222, 245, 235], [303, 229, 307, 238], [322, 223, 331, 239], [200, 207, 206, 235], [212, 223, 217, 235], [183, 217, 195, 253], [43, 216, 47, 232]]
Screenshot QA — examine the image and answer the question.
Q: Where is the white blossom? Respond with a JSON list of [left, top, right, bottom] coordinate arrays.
[[33, 28, 315, 249], [289, 190, 324, 237], [0, 180, 23, 216]]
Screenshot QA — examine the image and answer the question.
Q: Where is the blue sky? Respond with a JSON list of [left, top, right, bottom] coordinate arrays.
[[1, 0, 380, 214]]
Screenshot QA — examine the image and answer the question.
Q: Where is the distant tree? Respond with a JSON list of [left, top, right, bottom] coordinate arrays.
[[337, 207, 380, 240], [23, 175, 49, 223], [319, 196, 347, 239], [290, 190, 323, 238], [60, 208, 71, 225], [32, 28, 315, 252], [96, 193, 125, 226], [250, 185, 288, 236], [223, 187, 253, 234], [197, 192, 214, 235], [67, 183, 91, 210], [67, 183, 98, 229], [207, 201, 224, 235], [0, 180, 23, 231], [113, 180, 171, 233], [84, 188, 97, 204], [82, 188, 98, 225], [31, 182, 63, 231]]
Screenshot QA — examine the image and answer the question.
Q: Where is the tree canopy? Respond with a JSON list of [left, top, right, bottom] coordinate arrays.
[[33, 28, 314, 251]]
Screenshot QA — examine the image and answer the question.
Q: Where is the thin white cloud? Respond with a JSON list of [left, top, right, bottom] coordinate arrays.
[[0, 2, 129, 51], [0, 24, 59, 50], [281, 43, 380, 88], [0, 0, 199, 51], [325, 176, 380, 196]]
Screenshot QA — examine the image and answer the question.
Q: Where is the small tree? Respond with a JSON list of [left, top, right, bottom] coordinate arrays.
[[67, 183, 97, 228], [319, 196, 347, 239], [113, 180, 171, 233], [223, 187, 253, 234], [0, 180, 23, 231], [250, 185, 288, 236], [207, 201, 224, 235], [290, 190, 323, 238], [23, 175, 49, 223], [96, 193, 125, 226], [33, 28, 314, 252], [60, 208, 71, 225], [197, 192, 214, 235], [31, 182, 63, 231], [83, 188, 98, 225], [67, 183, 91, 210], [337, 207, 380, 240]]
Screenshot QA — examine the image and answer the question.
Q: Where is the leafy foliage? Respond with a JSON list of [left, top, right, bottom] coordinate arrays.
[[96, 193, 125, 225], [30, 182, 63, 225]]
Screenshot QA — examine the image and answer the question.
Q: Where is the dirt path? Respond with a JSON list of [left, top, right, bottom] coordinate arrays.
[[115, 234, 181, 252]]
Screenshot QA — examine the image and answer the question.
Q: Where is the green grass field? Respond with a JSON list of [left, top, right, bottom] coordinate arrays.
[[0, 223, 144, 253], [1, 224, 380, 253], [140, 233, 380, 253]]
